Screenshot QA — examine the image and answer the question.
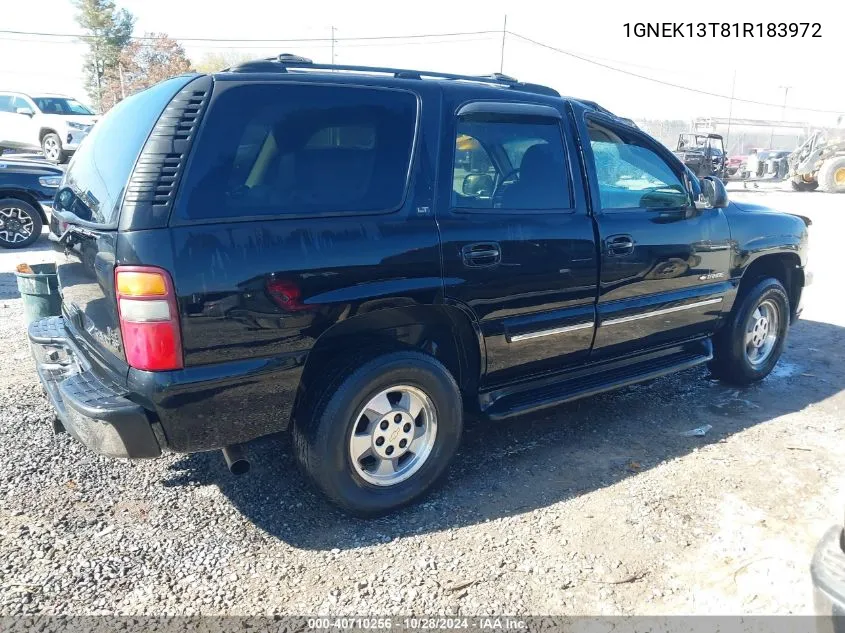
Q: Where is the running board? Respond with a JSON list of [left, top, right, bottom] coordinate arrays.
[[482, 340, 713, 421]]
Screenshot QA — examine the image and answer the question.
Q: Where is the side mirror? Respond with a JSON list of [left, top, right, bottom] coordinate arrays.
[[462, 173, 494, 197], [695, 176, 729, 209], [15, 107, 34, 117]]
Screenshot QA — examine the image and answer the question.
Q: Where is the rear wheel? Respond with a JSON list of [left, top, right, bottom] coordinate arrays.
[[0, 198, 42, 249], [817, 156, 845, 193], [293, 350, 463, 516], [41, 133, 67, 164], [710, 278, 790, 385]]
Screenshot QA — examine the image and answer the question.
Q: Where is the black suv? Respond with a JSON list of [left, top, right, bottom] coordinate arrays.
[[29, 57, 810, 515]]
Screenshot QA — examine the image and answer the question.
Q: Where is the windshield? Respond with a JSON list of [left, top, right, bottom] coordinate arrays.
[[33, 97, 94, 116]]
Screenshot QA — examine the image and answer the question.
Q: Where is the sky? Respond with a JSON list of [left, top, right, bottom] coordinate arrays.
[[1, 0, 843, 127]]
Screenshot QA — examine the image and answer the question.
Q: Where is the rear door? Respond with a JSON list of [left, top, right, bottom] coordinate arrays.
[[437, 97, 598, 387], [51, 76, 196, 374], [576, 111, 732, 359]]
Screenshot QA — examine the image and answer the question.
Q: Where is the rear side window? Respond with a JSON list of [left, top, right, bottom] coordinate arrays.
[[176, 83, 418, 221], [59, 76, 194, 225], [451, 117, 572, 211]]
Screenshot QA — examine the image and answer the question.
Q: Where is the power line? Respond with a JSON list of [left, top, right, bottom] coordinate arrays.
[[0, 28, 499, 43], [507, 31, 842, 115]]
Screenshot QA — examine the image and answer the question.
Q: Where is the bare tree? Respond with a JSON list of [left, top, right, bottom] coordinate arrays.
[[119, 34, 194, 96], [74, 0, 134, 113]]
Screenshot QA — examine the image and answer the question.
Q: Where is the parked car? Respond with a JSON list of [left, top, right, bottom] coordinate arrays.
[[0, 158, 61, 248], [812, 511, 845, 625], [758, 150, 791, 180], [726, 154, 745, 176], [28, 57, 811, 515], [0, 92, 97, 164]]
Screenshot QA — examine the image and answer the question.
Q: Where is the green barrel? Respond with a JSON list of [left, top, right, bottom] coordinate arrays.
[[14, 263, 62, 326]]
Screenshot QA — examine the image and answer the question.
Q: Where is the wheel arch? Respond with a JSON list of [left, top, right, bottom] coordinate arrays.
[[0, 190, 48, 223], [38, 127, 59, 143], [736, 252, 803, 322], [293, 303, 484, 425]]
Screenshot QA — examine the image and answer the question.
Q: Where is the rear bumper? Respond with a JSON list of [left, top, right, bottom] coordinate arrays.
[[812, 525, 845, 625], [28, 316, 161, 459]]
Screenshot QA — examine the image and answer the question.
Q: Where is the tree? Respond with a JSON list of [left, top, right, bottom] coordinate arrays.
[[193, 51, 253, 73], [74, 0, 135, 113], [119, 34, 194, 96]]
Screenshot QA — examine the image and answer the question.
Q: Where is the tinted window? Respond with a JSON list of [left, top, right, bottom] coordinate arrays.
[[177, 84, 418, 221], [59, 76, 194, 225], [32, 97, 93, 115], [588, 119, 688, 210], [452, 117, 571, 211]]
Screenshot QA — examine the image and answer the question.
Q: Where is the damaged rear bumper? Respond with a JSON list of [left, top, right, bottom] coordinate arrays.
[[28, 316, 161, 459]]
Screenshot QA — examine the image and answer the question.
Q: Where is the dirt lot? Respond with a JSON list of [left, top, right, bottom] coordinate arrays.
[[0, 183, 843, 617]]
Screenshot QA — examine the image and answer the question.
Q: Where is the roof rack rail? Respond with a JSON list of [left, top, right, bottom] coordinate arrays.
[[226, 54, 560, 97]]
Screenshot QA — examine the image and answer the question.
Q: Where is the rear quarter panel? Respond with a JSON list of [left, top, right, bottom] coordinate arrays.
[[136, 78, 446, 452]]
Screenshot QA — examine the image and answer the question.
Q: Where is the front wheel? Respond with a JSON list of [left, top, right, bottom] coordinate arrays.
[[293, 350, 463, 516], [709, 277, 790, 385], [0, 198, 43, 249], [41, 133, 67, 164]]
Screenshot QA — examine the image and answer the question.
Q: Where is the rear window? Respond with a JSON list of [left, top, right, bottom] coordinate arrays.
[[175, 83, 418, 221], [59, 76, 194, 225]]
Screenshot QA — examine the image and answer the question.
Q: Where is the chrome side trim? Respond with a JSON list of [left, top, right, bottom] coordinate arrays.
[[602, 297, 723, 327], [510, 320, 594, 343]]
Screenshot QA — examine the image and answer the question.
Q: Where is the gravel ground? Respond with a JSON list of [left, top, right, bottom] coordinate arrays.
[[0, 182, 843, 616]]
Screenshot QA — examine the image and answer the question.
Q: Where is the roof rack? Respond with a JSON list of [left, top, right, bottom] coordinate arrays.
[[226, 54, 560, 97]]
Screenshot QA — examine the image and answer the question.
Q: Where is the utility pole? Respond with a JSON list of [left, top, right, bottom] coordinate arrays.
[[499, 15, 507, 74], [331, 26, 337, 65], [725, 70, 736, 154], [770, 85, 791, 147]]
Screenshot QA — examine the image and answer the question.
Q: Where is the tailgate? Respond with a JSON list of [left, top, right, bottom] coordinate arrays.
[[53, 225, 124, 364]]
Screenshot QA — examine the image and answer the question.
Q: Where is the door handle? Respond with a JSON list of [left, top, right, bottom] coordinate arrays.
[[605, 234, 634, 256], [461, 242, 501, 268]]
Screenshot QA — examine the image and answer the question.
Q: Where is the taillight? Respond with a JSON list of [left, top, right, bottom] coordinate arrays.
[[115, 266, 183, 371], [266, 278, 308, 311]]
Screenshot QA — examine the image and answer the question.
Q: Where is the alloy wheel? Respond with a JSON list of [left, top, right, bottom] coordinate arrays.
[[744, 298, 780, 367], [348, 385, 438, 487], [0, 206, 35, 245]]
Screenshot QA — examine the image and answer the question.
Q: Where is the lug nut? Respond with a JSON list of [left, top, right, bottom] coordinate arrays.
[[399, 439, 407, 449], [375, 437, 385, 446], [394, 414, 402, 423], [380, 420, 389, 430], [403, 423, 411, 432], [386, 445, 394, 456]]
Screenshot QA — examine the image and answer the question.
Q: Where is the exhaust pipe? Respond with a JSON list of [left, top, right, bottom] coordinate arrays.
[[221, 444, 250, 475]]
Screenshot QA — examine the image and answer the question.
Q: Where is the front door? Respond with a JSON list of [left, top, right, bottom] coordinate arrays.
[[578, 113, 732, 359], [438, 98, 598, 387]]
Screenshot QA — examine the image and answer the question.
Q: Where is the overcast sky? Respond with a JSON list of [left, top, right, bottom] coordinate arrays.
[[1, 0, 843, 126]]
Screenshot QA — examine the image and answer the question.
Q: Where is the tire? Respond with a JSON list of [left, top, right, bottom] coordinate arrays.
[[709, 277, 790, 385], [293, 350, 463, 516], [817, 156, 845, 193], [0, 198, 43, 249], [791, 178, 819, 192], [41, 132, 67, 164]]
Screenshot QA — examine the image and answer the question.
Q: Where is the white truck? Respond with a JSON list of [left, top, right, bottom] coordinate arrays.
[[0, 92, 98, 163]]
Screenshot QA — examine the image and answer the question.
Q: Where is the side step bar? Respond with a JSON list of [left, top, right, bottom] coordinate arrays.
[[482, 340, 713, 421]]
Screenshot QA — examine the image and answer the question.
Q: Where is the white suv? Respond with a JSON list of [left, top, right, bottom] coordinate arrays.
[[0, 92, 98, 163]]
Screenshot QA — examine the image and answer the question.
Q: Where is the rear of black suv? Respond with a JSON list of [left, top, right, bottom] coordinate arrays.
[[29, 69, 438, 485], [30, 74, 207, 459]]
